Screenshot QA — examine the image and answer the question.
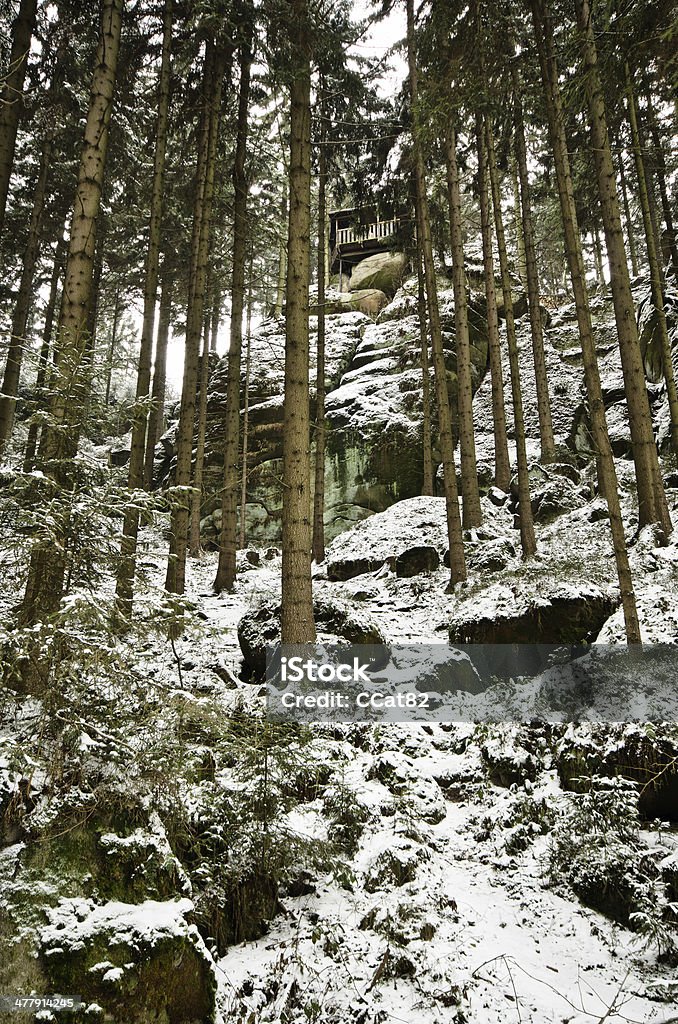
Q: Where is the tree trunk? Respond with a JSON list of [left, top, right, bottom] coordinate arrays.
[[0, 0, 37, 235], [214, 16, 252, 591], [531, 0, 641, 643], [165, 39, 228, 596], [104, 289, 121, 406], [20, 0, 124, 627], [407, 0, 466, 585], [23, 237, 65, 472], [444, 123, 482, 527], [281, 0, 316, 642], [188, 316, 211, 557], [417, 245, 434, 496], [592, 224, 605, 286], [512, 61, 556, 463], [617, 149, 639, 277], [476, 111, 511, 493], [625, 64, 678, 456], [486, 116, 537, 558], [210, 289, 221, 352], [0, 137, 52, 458], [116, 0, 172, 613], [240, 263, 253, 550], [144, 265, 173, 488], [274, 182, 287, 317], [644, 89, 678, 280], [510, 155, 527, 292], [573, 0, 671, 536], [312, 108, 327, 563]]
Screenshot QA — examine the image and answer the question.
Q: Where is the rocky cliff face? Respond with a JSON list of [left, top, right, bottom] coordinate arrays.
[[189, 272, 490, 548], [153, 271, 676, 549]]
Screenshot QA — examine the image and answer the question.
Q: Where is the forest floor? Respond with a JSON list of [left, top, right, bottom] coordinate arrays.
[[126, 492, 678, 1024], [1, 415, 678, 1024]]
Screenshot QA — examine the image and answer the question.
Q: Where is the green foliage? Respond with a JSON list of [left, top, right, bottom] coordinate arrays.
[[549, 776, 678, 960]]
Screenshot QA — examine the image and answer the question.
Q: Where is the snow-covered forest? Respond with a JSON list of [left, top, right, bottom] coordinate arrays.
[[0, 0, 677, 1020]]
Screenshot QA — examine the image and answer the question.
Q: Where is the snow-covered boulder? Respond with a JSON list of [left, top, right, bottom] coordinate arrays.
[[449, 580, 618, 646], [348, 251, 408, 297], [326, 496, 449, 581]]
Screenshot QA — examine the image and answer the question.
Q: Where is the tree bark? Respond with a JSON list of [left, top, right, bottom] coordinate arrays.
[[643, 90, 678, 280], [116, 0, 172, 613], [165, 39, 228, 595], [512, 59, 555, 463], [617, 149, 639, 278], [0, 0, 37, 235], [214, 17, 253, 591], [510, 155, 527, 292], [104, 289, 121, 406], [573, 0, 671, 536], [417, 245, 434, 496], [0, 137, 52, 458], [407, 0, 466, 585], [239, 263, 253, 550], [188, 315, 211, 557], [312, 105, 327, 563], [476, 112, 511, 493], [274, 182, 287, 317], [20, 0, 124, 627], [23, 237, 65, 472], [281, 0, 316, 642], [144, 265, 173, 488], [625, 65, 678, 456], [531, 0, 641, 643], [486, 116, 537, 558], [444, 123, 482, 527]]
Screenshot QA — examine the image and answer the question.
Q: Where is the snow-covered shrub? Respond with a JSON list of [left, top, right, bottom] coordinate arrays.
[[549, 776, 677, 959]]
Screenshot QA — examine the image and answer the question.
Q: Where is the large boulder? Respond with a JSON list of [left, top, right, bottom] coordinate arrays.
[[237, 597, 385, 678], [449, 580, 618, 645], [348, 251, 408, 298], [326, 496, 449, 582], [314, 288, 390, 318], [0, 807, 216, 1023], [40, 898, 215, 1023]]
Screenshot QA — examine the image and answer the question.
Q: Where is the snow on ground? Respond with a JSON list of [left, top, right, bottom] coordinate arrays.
[[214, 724, 678, 1024]]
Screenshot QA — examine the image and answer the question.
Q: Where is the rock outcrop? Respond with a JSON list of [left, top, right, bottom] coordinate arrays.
[[348, 251, 408, 297], [182, 280, 490, 548]]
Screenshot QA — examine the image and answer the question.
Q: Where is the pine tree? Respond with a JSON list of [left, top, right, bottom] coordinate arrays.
[[530, 0, 641, 644], [214, 6, 254, 592], [23, 237, 66, 472], [573, 0, 671, 536], [20, 0, 124, 627], [0, 138, 52, 457], [485, 114, 537, 559], [406, 0, 466, 586], [312, 91, 328, 563], [510, 47, 555, 463], [165, 37, 229, 596], [116, 0, 173, 614], [280, 0, 316, 642], [144, 263, 173, 488], [0, 0, 37, 236], [475, 111, 510, 493], [624, 63, 678, 456], [444, 122, 482, 528]]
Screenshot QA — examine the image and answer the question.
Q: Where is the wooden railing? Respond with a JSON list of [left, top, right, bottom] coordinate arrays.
[[336, 218, 398, 246]]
